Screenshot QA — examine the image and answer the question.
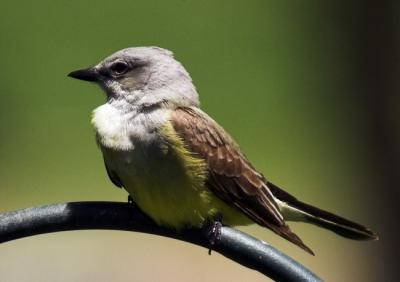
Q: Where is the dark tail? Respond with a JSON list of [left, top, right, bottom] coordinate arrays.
[[268, 181, 378, 241]]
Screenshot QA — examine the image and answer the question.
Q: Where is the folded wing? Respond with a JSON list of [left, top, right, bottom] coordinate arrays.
[[171, 107, 314, 255]]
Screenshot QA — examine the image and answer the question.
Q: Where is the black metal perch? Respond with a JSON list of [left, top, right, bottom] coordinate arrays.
[[0, 201, 321, 282]]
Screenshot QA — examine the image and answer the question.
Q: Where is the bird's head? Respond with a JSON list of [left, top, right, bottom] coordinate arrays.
[[68, 47, 199, 108]]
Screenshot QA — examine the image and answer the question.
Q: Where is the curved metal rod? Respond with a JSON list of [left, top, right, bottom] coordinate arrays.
[[0, 201, 321, 282]]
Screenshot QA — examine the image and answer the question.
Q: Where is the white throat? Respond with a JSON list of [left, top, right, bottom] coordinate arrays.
[[91, 100, 169, 151]]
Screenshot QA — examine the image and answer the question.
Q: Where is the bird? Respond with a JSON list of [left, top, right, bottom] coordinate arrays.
[[68, 46, 378, 255]]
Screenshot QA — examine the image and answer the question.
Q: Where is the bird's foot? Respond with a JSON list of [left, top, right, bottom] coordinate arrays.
[[203, 214, 223, 255], [127, 195, 135, 205]]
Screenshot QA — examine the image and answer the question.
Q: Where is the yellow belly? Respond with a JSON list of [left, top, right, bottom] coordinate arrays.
[[106, 147, 249, 229], [102, 122, 251, 230]]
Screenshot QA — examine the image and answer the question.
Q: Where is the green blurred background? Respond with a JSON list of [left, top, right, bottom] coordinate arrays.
[[0, 1, 398, 281]]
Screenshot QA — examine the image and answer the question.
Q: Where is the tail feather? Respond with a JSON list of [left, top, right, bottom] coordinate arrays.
[[268, 223, 315, 255], [268, 181, 378, 241], [237, 201, 315, 255]]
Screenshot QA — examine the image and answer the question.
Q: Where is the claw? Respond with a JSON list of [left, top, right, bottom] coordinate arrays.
[[203, 215, 223, 255]]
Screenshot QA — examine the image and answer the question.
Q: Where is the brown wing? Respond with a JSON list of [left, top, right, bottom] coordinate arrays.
[[171, 107, 314, 255]]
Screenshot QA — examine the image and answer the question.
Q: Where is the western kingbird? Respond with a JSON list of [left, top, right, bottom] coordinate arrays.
[[68, 47, 377, 255]]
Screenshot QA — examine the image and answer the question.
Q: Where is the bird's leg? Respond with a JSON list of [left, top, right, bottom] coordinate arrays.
[[203, 213, 223, 255], [127, 195, 135, 205]]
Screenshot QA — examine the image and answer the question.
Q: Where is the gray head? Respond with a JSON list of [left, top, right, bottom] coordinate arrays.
[[68, 47, 199, 108]]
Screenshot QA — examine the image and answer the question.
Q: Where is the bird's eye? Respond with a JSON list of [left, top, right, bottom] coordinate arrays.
[[110, 61, 129, 75]]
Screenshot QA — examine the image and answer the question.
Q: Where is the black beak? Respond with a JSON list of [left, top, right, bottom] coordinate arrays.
[[68, 67, 100, 82]]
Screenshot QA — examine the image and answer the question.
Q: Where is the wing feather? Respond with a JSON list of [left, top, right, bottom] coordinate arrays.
[[171, 107, 314, 255], [104, 158, 123, 188]]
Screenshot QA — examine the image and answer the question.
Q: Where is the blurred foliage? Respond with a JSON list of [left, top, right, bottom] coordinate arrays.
[[0, 1, 395, 281]]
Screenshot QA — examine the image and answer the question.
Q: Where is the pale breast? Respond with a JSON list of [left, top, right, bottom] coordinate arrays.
[[92, 104, 134, 150], [92, 103, 169, 150], [92, 102, 182, 196]]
